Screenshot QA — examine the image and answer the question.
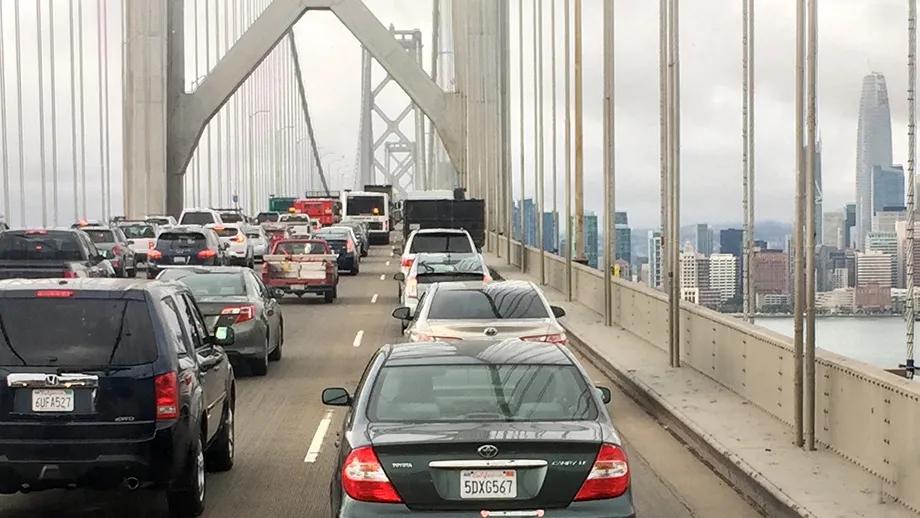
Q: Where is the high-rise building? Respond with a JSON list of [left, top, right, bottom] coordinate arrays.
[[823, 210, 845, 248], [844, 202, 857, 248], [542, 212, 557, 252], [856, 250, 893, 287], [695, 224, 713, 256], [709, 254, 738, 303], [523, 199, 536, 247], [752, 249, 789, 295], [872, 206, 906, 233], [647, 230, 663, 289], [870, 165, 904, 221], [719, 228, 743, 299], [855, 72, 894, 250], [865, 231, 898, 287], [583, 211, 599, 268]]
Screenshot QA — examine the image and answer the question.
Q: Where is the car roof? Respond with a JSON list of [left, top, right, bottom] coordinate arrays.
[[381, 339, 572, 366], [163, 225, 209, 232], [158, 266, 248, 275], [82, 226, 114, 232], [0, 277, 172, 293], [432, 279, 531, 291], [413, 228, 469, 235]]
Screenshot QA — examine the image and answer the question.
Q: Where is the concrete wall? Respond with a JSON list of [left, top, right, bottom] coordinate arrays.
[[487, 232, 920, 513]]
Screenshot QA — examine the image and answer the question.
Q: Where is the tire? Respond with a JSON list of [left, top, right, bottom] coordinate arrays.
[[268, 327, 283, 362], [167, 434, 206, 517], [250, 342, 269, 376], [349, 264, 359, 276], [206, 400, 234, 472], [332, 285, 338, 300], [127, 267, 137, 278], [324, 290, 334, 303]]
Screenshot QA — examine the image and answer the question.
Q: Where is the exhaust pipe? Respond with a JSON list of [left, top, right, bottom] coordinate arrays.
[[124, 477, 140, 490]]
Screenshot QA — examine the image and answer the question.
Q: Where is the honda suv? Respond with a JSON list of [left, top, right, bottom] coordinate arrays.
[[0, 278, 237, 517], [147, 225, 229, 278]]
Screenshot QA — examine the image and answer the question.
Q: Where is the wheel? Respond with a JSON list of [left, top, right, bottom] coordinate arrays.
[[167, 434, 206, 517], [127, 267, 137, 278], [332, 285, 338, 299], [250, 342, 268, 376], [268, 327, 283, 362], [324, 290, 334, 303], [206, 399, 234, 472], [349, 264, 358, 276]]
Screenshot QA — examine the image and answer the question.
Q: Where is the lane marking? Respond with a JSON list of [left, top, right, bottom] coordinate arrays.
[[371, 293, 378, 304], [303, 410, 334, 463], [385, 260, 391, 266], [379, 274, 386, 281], [353, 330, 364, 347]]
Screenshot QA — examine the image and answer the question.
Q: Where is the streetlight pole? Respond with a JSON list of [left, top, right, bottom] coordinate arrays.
[[248, 109, 271, 213]]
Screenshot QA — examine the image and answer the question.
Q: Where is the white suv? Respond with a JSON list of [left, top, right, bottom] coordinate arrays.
[[206, 224, 254, 268], [178, 208, 224, 227], [396, 228, 478, 296]]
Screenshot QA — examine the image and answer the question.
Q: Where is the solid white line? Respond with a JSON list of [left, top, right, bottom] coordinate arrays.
[[353, 329, 364, 347], [371, 293, 378, 304], [303, 410, 334, 463], [379, 274, 386, 281]]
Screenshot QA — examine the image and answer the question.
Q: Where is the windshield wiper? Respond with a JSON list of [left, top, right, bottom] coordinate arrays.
[[0, 309, 26, 366], [488, 365, 513, 418], [106, 301, 130, 365]]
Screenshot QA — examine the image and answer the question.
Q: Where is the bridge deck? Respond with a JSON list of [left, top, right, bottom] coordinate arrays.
[[483, 249, 917, 518]]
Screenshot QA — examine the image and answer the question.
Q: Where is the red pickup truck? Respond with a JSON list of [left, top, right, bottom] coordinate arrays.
[[261, 239, 339, 303]]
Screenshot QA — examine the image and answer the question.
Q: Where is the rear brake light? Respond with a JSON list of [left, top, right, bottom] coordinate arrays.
[[24, 229, 47, 234], [198, 248, 217, 258], [148, 241, 155, 249], [573, 443, 629, 501], [341, 446, 402, 503], [154, 372, 179, 420], [521, 333, 567, 344], [147, 249, 162, 259], [412, 332, 461, 342], [221, 304, 255, 323], [234, 234, 245, 243], [400, 257, 413, 268], [36, 289, 74, 297], [62, 269, 78, 278], [112, 245, 121, 255], [346, 239, 355, 253]]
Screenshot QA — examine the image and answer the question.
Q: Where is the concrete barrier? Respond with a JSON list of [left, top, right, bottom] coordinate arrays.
[[487, 232, 920, 514]]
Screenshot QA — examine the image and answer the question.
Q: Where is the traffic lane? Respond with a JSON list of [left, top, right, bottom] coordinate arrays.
[[0, 248, 395, 517], [573, 349, 762, 518]]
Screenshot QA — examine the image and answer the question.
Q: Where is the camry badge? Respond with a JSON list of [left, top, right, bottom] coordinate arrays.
[[477, 444, 499, 459], [484, 327, 498, 336]]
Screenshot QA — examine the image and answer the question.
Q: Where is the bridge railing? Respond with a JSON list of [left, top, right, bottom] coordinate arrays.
[[487, 232, 920, 513]]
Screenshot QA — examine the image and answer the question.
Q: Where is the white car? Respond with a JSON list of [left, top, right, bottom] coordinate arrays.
[[245, 225, 269, 261], [145, 215, 177, 229], [396, 228, 478, 290], [179, 207, 224, 226], [116, 220, 160, 265], [206, 223, 254, 267], [397, 252, 492, 317]]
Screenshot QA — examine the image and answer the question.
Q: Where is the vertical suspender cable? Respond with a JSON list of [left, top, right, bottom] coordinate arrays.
[[747, 0, 756, 323], [792, 0, 806, 449], [77, 0, 87, 218], [14, 1, 25, 226], [659, 0, 668, 292], [48, 0, 59, 225], [36, 0, 49, 226], [101, 0, 112, 219], [742, 0, 750, 321], [517, 0, 525, 269], [550, 0, 558, 252], [563, 0, 572, 300], [215, 0, 223, 204], [0, 2, 10, 224], [804, 0, 818, 451], [95, 0, 107, 220], [535, 0, 544, 282], [907, 0, 917, 381]]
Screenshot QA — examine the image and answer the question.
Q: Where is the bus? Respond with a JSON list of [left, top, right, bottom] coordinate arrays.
[[341, 191, 390, 245]]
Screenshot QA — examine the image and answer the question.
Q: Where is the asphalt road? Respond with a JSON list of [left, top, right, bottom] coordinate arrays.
[[0, 246, 760, 517]]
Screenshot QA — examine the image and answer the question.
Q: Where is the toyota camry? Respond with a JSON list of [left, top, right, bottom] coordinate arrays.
[[321, 338, 634, 517]]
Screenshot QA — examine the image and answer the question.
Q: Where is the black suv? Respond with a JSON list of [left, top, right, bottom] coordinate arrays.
[[0, 278, 237, 517], [147, 225, 230, 279]]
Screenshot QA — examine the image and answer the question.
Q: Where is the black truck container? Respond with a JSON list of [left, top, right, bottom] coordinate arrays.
[[402, 199, 485, 248]]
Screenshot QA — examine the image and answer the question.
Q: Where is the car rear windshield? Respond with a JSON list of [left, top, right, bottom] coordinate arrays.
[[427, 287, 548, 319], [272, 241, 327, 255], [256, 212, 279, 223], [415, 255, 484, 275], [368, 364, 597, 422], [0, 298, 157, 367], [212, 227, 239, 238], [85, 229, 115, 244], [180, 212, 215, 225], [219, 213, 244, 223], [410, 233, 473, 254], [246, 232, 262, 239], [157, 232, 208, 250], [145, 217, 171, 226], [158, 272, 246, 297], [0, 231, 84, 261], [346, 196, 385, 216], [119, 224, 156, 239]]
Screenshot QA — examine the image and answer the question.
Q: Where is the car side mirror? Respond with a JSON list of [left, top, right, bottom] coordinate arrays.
[[322, 387, 352, 407], [392, 306, 411, 320], [271, 288, 285, 299], [213, 326, 235, 346], [550, 306, 566, 318], [393, 272, 405, 281], [392, 247, 401, 254], [596, 386, 612, 404]]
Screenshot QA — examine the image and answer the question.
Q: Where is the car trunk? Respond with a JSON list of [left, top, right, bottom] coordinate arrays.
[[425, 319, 556, 340], [156, 232, 212, 266], [195, 295, 250, 330], [0, 294, 158, 444], [263, 253, 333, 284], [370, 422, 601, 511]]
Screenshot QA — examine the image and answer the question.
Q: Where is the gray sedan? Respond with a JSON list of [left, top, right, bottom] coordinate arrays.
[[157, 266, 285, 376]]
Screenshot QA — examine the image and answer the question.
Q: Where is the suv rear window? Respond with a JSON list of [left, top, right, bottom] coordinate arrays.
[[410, 233, 473, 254], [0, 231, 84, 261], [157, 232, 208, 250], [212, 227, 239, 238], [427, 288, 548, 320], [219, 213, 244, 223], [119, 224, 156, 239], [85, 229, 115, 243], [256, 212, 279, 223], [146, 217, 171, 226], [180, 212, 216, 226], [0, 298, 157, 367]]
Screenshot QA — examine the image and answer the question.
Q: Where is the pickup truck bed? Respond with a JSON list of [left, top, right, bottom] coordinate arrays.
[[262, 254, 338, 303]]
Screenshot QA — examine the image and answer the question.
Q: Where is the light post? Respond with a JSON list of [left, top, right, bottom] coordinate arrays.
[[248, 109, 271, 212]]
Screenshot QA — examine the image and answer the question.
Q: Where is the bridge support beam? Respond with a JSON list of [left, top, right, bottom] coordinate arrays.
[[121, 0, 464, 217]]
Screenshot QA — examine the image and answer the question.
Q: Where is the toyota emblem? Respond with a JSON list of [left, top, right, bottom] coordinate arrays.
[[484, 327, 498, 337], [477, 444, 499, 459], [44, 375, 58, 386]]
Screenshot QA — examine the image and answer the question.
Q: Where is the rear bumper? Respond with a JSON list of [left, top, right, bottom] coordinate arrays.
[[0, 426, 187, 493], [222, 322, 265, 359], [269, 281, 335, 294], [337, 494, 636, 518], [368, 232, 390, 245], [337, 254, 358, 270]]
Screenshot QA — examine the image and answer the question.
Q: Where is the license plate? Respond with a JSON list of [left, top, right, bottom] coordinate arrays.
[[173, 256, 187, 264], [291, 284, 305, 290], [31, 389, 75, 412], [460, 470, 516, 499]]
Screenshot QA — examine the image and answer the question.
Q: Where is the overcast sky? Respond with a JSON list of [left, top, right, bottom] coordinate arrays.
[[0, 0, 913, 228]]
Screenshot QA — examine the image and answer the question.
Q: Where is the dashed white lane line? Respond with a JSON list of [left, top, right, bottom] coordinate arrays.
[[303, 410, 334, 463], [385, 260, 391, 266], [371, 293, 378, 304], [379, 274, 386, 280], [353, 330, 364, 347]]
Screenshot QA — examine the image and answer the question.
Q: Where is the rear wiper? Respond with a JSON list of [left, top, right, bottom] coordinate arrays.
[[106, 302, 130, 365], [0, 310, 26, 366]]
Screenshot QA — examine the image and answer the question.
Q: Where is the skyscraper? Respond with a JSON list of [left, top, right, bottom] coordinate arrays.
[[855, 72, 893, 250], [695, 224, 713, 256]]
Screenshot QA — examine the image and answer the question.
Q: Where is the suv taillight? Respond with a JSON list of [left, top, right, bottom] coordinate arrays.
[[573, 443, 629, 501], [405, 275, 417, 298], [198, 248, 217, 259], [400, 257, 413, 268], [346, 239, 355, 253], [341, 446, 402, 503], [154, 372, 179, 419], [521, 333, 567, 344], [221, 304, 254, 323]]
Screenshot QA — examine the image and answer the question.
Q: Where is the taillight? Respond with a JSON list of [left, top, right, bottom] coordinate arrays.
[[112, 245, 121, 256], [400, 256, 413, 268], [405, 276, 417, 298], [198, 248, 217, 258], [147, 249, 162, 259], [520, 333, 567, 344], [341, 446, 402, 503], [62, 269, 78, 278], [148, 241, 155, 249], [36, 289, 74, 297], [154, 372, 179, 420], [412, 332, 461, 342], [221, 304, 255, 323], [234, 234, 245, 243], [573, 443, 629, 501]]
